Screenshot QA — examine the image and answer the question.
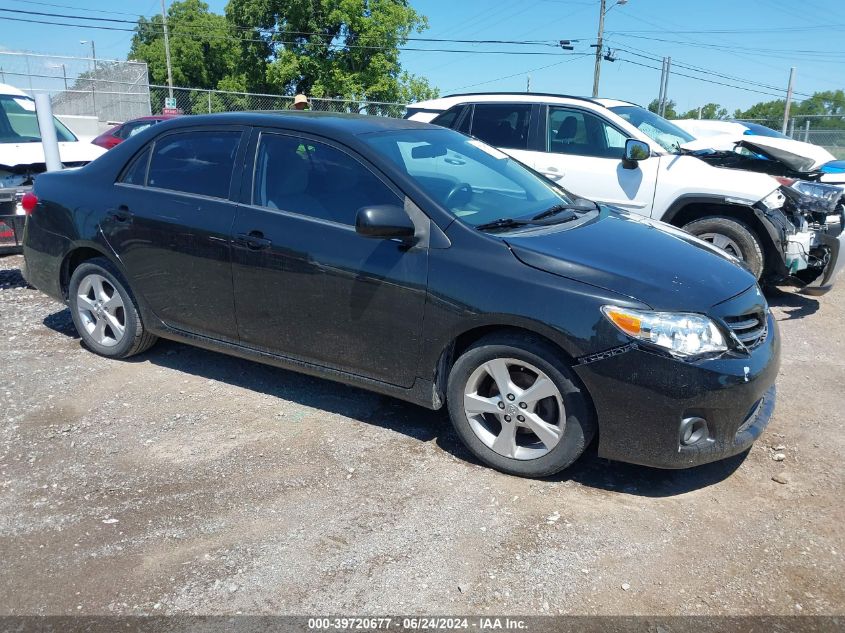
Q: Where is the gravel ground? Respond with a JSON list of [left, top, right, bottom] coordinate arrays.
[[0, 252, 843, 616]]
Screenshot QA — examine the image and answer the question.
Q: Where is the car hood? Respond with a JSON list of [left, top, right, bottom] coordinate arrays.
[[504, 207, 756, 311], [0, 141, 106, 168], [681, 134, 836, 173]]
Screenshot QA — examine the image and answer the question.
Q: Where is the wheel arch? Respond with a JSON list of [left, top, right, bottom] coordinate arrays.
[[431, 322, 595, 419], [661, 198, 784, 278], [60, 243, 123, 300]]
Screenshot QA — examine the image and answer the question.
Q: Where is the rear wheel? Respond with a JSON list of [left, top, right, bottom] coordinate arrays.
[[683, 216, 764, 279], [68, 257, 157, 358], [446, 333, 595, 478]]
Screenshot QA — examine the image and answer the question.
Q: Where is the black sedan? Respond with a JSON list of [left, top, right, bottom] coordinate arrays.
[[21, 112, 779, 477]]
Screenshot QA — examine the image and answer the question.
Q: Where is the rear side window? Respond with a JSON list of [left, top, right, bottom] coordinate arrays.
[[431, 106, 464, 130], [252, 133, 400, 225], [147, 130, 241, 198], [469, 104, 531, 150], [119, 147, 151, 185]]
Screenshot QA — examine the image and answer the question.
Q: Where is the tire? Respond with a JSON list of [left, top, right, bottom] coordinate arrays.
[[682, 216, 765, 279], [68, 257, 157, 358], [446, 333, 595, 478]]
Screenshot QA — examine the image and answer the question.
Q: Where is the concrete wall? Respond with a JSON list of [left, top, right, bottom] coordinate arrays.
[[56, 115, 113, 140]]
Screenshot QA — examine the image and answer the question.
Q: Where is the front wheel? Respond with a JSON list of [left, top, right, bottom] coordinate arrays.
[[68, 257, 157, 358], [683, 216, 765, 279], [446, 333, 595, 478]]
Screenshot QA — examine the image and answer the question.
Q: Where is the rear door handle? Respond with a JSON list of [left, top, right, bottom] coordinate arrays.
[[235, 231, 272, 250], [107, 205, 133, 223]]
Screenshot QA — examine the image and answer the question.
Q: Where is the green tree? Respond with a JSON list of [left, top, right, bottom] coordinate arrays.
[[647, 98, 677, 119], [678, 103, 728, 120], [130, 0, 241, 90], [225, 0, 438, 102]]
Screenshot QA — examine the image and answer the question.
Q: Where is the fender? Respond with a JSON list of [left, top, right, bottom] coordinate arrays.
[[659, 194, 789, 278]]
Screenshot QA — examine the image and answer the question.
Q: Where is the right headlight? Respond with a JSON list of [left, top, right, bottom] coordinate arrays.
[[601, 306, 727, 357]]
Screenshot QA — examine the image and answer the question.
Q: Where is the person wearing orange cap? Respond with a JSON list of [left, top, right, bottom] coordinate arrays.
[[292, 94, 309, 110]]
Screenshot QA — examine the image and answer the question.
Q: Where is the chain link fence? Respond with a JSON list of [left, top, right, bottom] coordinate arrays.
[[148, 86, 406, 118], [1, 51, 406, 126], [0, 51, 151, 123]]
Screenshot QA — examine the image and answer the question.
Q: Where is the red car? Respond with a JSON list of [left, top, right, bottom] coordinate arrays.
[[91, 115, 179, 149]]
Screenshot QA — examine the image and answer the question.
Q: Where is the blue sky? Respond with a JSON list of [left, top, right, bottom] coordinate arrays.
[[0, 0, 843, 112]]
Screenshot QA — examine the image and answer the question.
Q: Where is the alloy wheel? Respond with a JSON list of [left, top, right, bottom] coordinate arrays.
[[76, 273, 126, 347], [463, 357, 565, 460], [698, 232, 743, 260]]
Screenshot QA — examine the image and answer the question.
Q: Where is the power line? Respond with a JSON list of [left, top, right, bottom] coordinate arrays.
[[0, 15, 578, 56], [0, 6, 571, 47], [608, 32, 845, 62], [611, 45, 814, 98], [445, 54, 592, 93], [616, 57, 793, 100], [2, 0, 148, 17]]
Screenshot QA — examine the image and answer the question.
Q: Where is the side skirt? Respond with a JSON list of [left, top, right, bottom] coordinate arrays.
[[146, 322, 442, 411]]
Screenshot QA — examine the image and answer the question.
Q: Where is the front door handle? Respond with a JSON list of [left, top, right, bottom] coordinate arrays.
[[235, 231, 272, 250], [107, 205, 133, 223]]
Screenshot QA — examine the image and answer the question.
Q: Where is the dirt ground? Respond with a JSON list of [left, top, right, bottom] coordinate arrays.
[[0, 252, 843, 616]]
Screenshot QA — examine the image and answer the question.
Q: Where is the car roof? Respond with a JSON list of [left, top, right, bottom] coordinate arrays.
[[408, 92, 637, 111], [156, 111, 432, 137], [134, 115, 180, 121], [0, 83, 30, 98]]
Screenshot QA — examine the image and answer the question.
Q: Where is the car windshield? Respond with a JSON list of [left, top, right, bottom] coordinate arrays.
[[362, 128, 584, 227], [609, 105, 694, 153], [735, 121, 790, 139], [0, 94, 77, 143]]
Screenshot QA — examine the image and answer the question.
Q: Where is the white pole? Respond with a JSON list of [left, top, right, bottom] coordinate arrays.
[[782, 67, 795, 135], [34, 94, 62, 172], [161, 0, 175, 99]]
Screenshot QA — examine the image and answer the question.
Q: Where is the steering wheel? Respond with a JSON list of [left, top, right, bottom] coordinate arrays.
[[445, 182, 473, 207]]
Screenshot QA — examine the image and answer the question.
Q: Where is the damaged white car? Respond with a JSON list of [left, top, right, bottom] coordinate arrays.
[[407, 94, 844, 294], [0, 83, 105, 253], [672, 118, 845, 293]]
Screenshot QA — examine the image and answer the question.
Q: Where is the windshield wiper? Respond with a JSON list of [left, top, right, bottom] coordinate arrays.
[[531, 200, 597, 222], [475, 217, 532, 231]]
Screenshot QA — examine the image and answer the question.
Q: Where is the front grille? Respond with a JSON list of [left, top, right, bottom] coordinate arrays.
[[724, 311, 768, 349]]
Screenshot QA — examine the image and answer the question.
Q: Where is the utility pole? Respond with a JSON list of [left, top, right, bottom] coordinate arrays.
[[657, 57, 666, 114], [592, 0, 606, 98], [782, 66, 795, 135], [526, 74, 531, 93], [161, 0, 175, 99], [660, 57, 671, 117]]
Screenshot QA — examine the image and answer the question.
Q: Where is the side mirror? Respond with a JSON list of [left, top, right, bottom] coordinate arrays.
[[623, 138, 651, 169], [355, 205, 416, 240]]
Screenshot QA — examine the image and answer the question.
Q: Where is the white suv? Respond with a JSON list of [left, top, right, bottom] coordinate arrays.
[[406, 93, 844, 294]]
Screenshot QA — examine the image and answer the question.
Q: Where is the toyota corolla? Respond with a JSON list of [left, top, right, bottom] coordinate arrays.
[[21, 113, 779, 477]]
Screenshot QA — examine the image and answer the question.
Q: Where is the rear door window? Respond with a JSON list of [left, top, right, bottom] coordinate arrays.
[[119, 147, 151, 185], [252, 133, 401, 225], [431, 106, 465, 130], [469, 104, 531, 150], [147, 130, 242, 199]]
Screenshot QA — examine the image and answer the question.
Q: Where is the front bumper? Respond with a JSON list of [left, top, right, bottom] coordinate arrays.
[[574, 310, 780, 469], [799, 230, 845, 296]]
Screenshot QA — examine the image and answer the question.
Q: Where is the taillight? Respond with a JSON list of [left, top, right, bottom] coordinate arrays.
[[775, 176, 797, 187], [21, 192, 38, 215]]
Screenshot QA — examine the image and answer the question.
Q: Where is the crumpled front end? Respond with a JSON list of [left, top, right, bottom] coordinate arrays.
[[756, 181, 845, 294]]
